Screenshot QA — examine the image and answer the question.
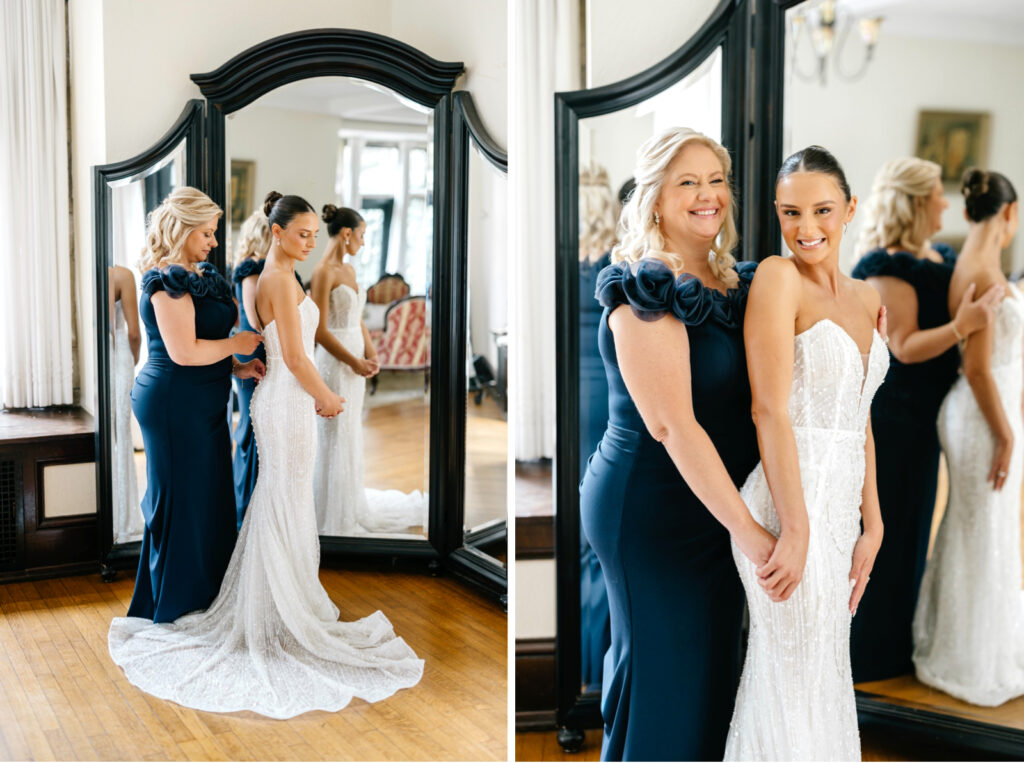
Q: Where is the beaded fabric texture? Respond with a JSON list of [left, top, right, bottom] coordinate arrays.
[[108, 296, 424, 718], [313, 283, 426, 536], [112, 302, 144, 544], [725, 319, 889, 761], [913, 283, 1024, 706]]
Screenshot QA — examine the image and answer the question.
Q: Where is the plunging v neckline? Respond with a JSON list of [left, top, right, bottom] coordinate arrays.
[[795, 318, 883, 398]]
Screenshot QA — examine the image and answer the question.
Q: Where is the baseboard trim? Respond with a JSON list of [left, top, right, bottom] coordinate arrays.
[[516, 637, 557, 730], [515, 515, 554, 559]]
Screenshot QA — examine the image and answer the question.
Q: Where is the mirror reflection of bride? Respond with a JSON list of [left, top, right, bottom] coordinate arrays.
[[109, 192, 423, 718], [312, 205, 427, 535]]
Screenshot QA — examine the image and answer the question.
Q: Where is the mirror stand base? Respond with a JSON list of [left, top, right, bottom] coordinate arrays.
[[557, 727, 585, 753], [428, 559, 442, 577], [100, 563, 118, 583], [500, 593, 507, 613]]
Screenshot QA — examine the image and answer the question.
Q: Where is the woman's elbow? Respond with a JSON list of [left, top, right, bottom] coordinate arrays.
[[750, 402, 786, 430], [283, 352, 306, 372]]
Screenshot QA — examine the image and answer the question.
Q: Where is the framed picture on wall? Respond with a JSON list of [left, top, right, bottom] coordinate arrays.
[[915, 110, 990, 187], [230, 159, 256, 228]]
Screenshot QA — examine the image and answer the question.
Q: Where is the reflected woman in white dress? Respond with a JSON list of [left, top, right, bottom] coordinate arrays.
[[726, 147, 888, 761], [108, 191, 423, 718], [312, 205, 426, 535], [110, 264, 144, 543], [913, 169, 1024, 706]]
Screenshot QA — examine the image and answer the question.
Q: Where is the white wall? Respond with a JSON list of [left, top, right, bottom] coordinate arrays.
[[469, 149, 509, 369], [227, 106, 341, 282], [68, 0, 106, 415], [588, 0, 719, 88], [786, 34, 1024, 273]]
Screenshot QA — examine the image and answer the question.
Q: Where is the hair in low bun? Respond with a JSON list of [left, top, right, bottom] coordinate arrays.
[[263, 190, 283, 217], [322, 204, 364, 238], [962, 168, 1017, 223], [263, 191, 315, 231]]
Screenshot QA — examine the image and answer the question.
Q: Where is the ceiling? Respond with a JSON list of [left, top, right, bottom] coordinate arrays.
[[250, 77, 429, 126], [810, 0, 1024, 47]]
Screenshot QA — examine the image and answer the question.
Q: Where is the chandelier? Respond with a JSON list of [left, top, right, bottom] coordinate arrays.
[[790, 0, 883, 86]]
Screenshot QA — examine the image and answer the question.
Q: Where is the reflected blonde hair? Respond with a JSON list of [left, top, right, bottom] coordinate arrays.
[[232, 208, 272, 266], [579, 163, 618, 262], [856, 157, 941, 256], [612, 126, 739, 288], [139, 187, 222, 272]]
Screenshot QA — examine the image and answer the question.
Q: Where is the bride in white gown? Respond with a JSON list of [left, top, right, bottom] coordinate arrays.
[[913, 169, 1024, 706], [311, 205, 426, 536], [108, 192, 423, 718], [726, 147, 887, 761]]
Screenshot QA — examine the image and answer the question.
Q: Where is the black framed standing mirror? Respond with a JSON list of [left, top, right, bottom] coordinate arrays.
[[95, 100, 205, 579], [445, 91, 508, 604], [552, 0, 749, 747], [751, 1, 1024, 755], [189, 30, 466, 563]]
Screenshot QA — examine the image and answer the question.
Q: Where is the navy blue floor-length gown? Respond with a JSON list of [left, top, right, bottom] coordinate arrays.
[[230, 257, 266, 529], [850, 244, 959, 682], [128, 262, 239, 624], [580, 258, 759, 761]]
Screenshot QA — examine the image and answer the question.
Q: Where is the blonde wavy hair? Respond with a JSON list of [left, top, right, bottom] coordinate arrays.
[[232, 208, 272, 266], [139, 186, 223, 272], [579, 163, 618, 262], [856, 157, 941, 257], [612, 126, 739, 288]]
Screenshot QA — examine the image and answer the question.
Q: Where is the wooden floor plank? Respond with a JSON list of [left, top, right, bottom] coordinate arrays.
[[0, 568, 506, 761]]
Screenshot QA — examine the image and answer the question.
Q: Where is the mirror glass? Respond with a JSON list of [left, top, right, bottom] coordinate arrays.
[[784, 0, 1024, 725], [463, 140, 508, 567], [225, 77, 432, 539], [107, 141, 187, 545], [576, 49, 723, 694]]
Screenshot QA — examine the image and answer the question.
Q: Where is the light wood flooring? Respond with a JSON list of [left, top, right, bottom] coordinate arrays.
[[514, 727, 954, 762], [0, 568, 506, 761]]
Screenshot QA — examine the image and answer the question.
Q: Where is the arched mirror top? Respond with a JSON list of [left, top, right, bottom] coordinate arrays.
[[95, 100, 203, 186], [454, 92, 506, 173], [556, 0, 741, 118], [190, 28, 465, 113]]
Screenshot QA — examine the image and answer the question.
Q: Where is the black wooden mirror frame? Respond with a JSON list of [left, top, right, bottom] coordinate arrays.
[[748, 1, 1024, 755], [446, 90, 508, 605], [95, 100, 206, 578], [190, 29, 465, 563], [552, 0, 750, 746]]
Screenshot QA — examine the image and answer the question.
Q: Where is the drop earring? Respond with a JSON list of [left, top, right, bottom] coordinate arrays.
[[654, 211, 661, 225]]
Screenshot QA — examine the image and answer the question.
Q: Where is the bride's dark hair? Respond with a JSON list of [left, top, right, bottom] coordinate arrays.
[[776, 145, 852, 202], [263, 191, 316, 230], [962, 168, 1017, 223], [321, 204, 364, 238]]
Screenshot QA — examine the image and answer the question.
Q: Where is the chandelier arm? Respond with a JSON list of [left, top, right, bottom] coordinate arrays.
[[833, 16, 874, 83]]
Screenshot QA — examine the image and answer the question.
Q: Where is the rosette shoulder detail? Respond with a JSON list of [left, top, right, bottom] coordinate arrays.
[[232, 257, 265, 284], [143, 262, 233, 303], [595, 258, 757, 328]]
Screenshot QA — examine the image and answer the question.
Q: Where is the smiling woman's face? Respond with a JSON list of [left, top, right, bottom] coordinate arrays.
[[654, 142, 729, 249], [181, 216, 220, 265], [775, 171, 856, 266]]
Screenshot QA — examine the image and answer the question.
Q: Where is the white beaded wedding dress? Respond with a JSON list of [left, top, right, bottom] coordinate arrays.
[[109, 296, 424, 718], [313, 283, 426, 536], [913, 284, 1024, 706], [112, 301, 144, 544], [726, 319, 889, 762]]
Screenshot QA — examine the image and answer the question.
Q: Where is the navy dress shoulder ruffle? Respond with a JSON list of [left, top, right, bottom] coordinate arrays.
[[581, 257, 759, 761], [850, 244, 959, 682], [129, 261, 239, 624]]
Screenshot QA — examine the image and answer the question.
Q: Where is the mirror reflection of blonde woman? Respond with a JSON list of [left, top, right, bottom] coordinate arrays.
[[849, 158, 1002, 682]]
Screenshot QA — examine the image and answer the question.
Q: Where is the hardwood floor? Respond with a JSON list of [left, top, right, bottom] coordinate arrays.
[[0, 568, 506, 761], [513, 727, 955, 762]]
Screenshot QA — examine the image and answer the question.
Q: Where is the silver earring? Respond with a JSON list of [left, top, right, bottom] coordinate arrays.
[[843, 223, 848, 234], [654, 211, 661, 225]]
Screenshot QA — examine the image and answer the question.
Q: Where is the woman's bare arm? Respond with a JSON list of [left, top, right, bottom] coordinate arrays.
[[240, 274, 261, 334], [118, 269, 142, 365], [744, 257, 810, 602], [869, 276, 1001, 364], [152, 291, 258, 366], [610, 305, 775, 567]]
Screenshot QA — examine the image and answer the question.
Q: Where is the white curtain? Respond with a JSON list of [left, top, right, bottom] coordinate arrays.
[[509, 0, 580, 460], [0, 0, 73, 408]]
